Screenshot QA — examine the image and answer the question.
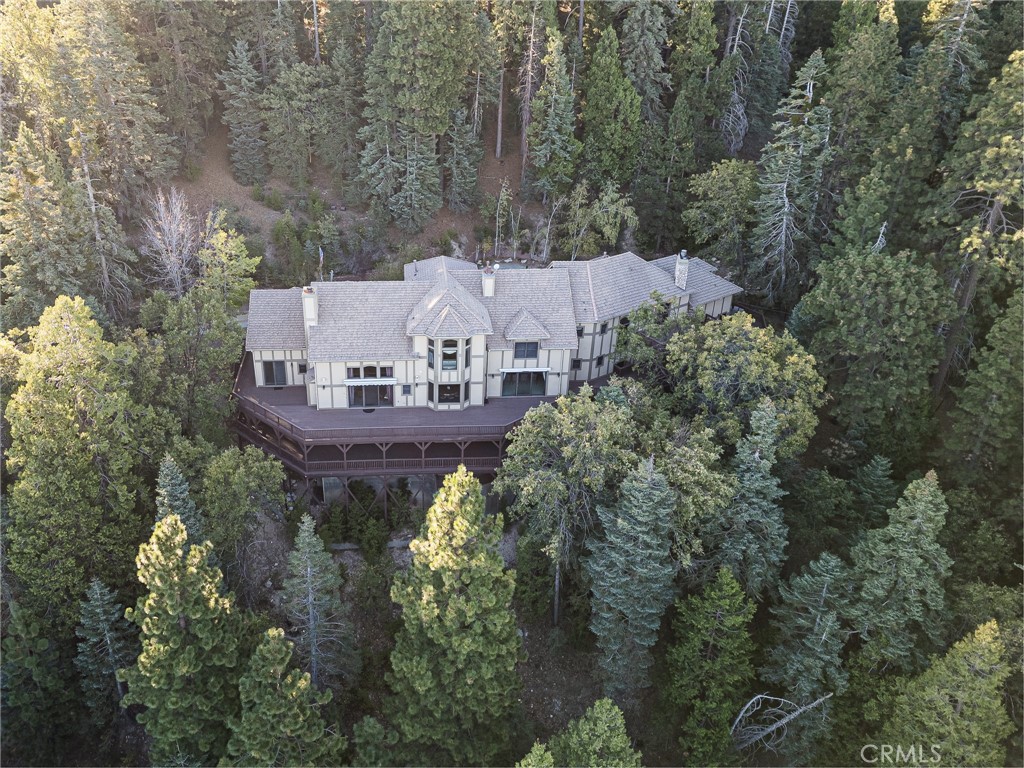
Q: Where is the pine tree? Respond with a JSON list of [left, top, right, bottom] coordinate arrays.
[[798, 246, 954, 456], [613, 0, 672, 122], [1, 602, 76, 765], [119, 515, 243, 765], [697, 399, 788, 599], [668, 568, 755, 766], [233, 0, 297, 83], [748, 50, 834, 306], [218, 40, 266, 186], [443, 109, 482, 213], [317, 37, 364, 194], [666, 312, 825, 459], [942, 290, 1024, 495], [879, 621, 1013, 766], [526, 30, 581, 204], [262, 61, 327, 186], [847, 471, 953, 672], [282, 514, 356, 690], [74, 579, 137, 729], [155, 454, 204, 544], [386, 466, 521, 765], [850, 454, 900, 529], [581, 26, 642, 188], [585, 458, 677, 701], [761, 554, 852, 761], [223, 628, 347, 767], [679, 159, 760, 277], [494, 385, 636, 624], [5, 297, 147, 630], [546, 698, 642, 768]]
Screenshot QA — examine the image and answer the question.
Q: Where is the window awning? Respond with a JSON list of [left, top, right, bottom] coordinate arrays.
[[343, 378, 398, 386], [499, 368, 550, 374]]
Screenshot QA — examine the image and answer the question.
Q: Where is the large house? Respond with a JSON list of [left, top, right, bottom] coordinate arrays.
[[234, 251, 741, 501]]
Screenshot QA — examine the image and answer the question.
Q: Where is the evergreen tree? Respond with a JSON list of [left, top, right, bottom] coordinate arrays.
[[75, 579, 137, 730], [879, 621, 1013, 767], [5, 297, 147, 630], [218, 40, 266, 186], [119, 515, 243, 765], [585, 458, 677, 701], [282, 514, 356, 690], [262, 61, 327, 186], [581, 26, 642, 188], [386, 466, 521, 765], [555, 180, 639, 261], [194, 210, 260, 312], [317, 36, 364, 194], [668, 568, 755, 766], [233, 0, 297, 83], [613, 0, 672, 122], [679, 159, 760, 277], [546, 698, 642, 768], [526, 30, 581, 204], [155, 454, 204, 544], [849, 454, 900, 529], [942, 290, 1024, 495], [443, 109, 482, 213], [761, 554, 853, 761], [748, 50, 834, 306], [847, 472, 953, 672], [494, 385, 636, 624], [1, 602, 76, 765], [223, 628, 347, 767], [798, 246, 954, 456], [697, 399, 788, 599], [666, 311, 825, 459]]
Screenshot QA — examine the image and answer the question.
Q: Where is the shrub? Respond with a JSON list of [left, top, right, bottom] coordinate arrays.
[[251, 184, 265, 203], [182, 158, 202, 182], [514, 534, 553, 624], [265, 187, 286, 211]]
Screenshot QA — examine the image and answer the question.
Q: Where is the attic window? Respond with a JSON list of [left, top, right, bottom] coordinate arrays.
[[514, 342, 539, 359]]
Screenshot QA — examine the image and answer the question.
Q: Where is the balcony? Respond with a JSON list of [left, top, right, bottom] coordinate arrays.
[[232, 353, 555, 476]]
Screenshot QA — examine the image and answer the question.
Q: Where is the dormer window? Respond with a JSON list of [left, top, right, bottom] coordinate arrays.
[[442, 340, 458, 370], [514, 342, 539, 359]]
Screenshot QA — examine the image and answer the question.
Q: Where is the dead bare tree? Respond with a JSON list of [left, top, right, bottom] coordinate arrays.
[[731, 692, 833, 753], [140, 187, 201, 298]]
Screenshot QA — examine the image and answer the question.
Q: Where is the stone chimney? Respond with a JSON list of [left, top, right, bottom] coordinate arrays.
[[482, 264, 498, 297], [675, 250, 689, 290], [302, 285, 317, 328]]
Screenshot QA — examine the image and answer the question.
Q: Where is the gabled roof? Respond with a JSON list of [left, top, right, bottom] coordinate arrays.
[[650, 255, 743, 309], [245, 288, 306, 350], [306, 282, 430, 362], [403, 255, 478, 282], [504, 308, 551, 340], [549, 252, 690, 322], [406, 271, 493, 338]]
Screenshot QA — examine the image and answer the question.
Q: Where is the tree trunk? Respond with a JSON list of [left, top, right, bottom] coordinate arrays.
[[311, 0, 322, 64], [496, 68, 505, 159], [553, 559, 561, 626], [77, 148, 111, 299], [578, 0, 584, 47]]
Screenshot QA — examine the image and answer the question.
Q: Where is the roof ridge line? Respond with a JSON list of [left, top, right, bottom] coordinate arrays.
[[585, 262, 598, 321]]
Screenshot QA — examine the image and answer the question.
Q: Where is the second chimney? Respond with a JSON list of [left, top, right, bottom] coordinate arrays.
[[482, 264, 498, 297], [675, 250, 689, 290], [302, 285, 318, 327]]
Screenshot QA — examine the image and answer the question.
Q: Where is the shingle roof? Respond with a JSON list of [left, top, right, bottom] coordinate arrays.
[[245, 288, 306, 350], [504, 308, 551, 340], [403, 255, 478, 282], [306, 282, 430, 362], [406, 271, 493, 337], [449, 269, 579, 350], [650, 255, 743, 309]]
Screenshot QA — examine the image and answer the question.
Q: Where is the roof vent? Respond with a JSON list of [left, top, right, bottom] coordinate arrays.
[[675, 250, 689, 290]]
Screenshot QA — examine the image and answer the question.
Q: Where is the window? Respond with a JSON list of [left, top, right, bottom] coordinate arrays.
[[576, 326, 584, 338], [465, 341, 471, 368], [263, 360, 287, 386], [596, 355, 605, 367], [442, 339, 458, 370], [438, 384, 461, 403], [348, 385, 393, 407], [570, 359, 582, 371], [428, 382, 435, 402], [599, 322, 608, 335], [297, 363, 307, 375], [380, 366, 394, 378], [428, 339, 434, 369], [464, 382, 470, 401], [347, 367, 361, 379], [514, 341, 539, 359], [402, 384, 412, 396], [501, 371, 546, 397], [363, 365, 377, 378]]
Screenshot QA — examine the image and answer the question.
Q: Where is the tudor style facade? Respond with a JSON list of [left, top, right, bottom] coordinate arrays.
[[234, 251, 741, 488]]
